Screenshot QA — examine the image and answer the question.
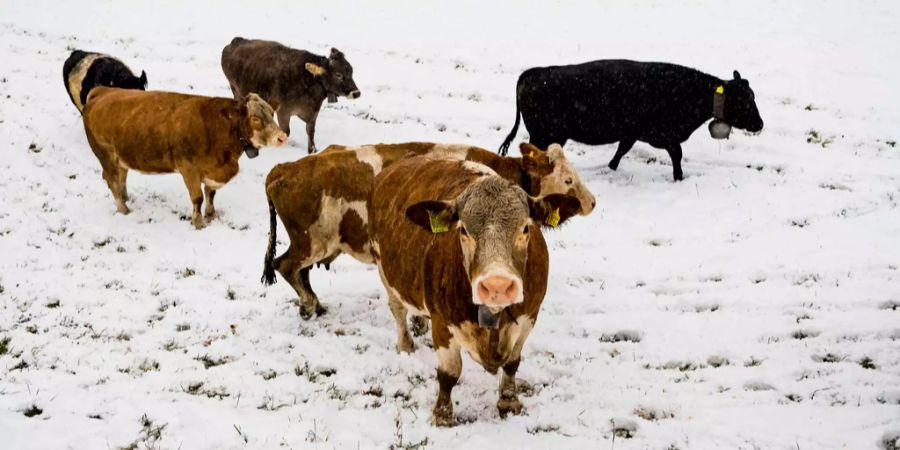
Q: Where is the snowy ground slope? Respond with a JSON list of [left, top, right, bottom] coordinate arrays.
[[1, 1, 899, 449]]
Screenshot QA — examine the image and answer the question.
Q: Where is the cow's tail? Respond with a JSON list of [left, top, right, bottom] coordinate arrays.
[[498, 97, 521, 156], [261, 195, 278, 286]]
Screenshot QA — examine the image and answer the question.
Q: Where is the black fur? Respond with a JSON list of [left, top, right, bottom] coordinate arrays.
[[63, 50, 147, 112], [499, 60, 764, 181], [262, 196, 278, 285]]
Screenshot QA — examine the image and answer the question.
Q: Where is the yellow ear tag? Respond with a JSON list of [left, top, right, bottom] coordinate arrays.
[[427, 210, 449, 233], [528, 150, 535, 158], [715, 85, 724, 95], [545, 207, 560, 227]]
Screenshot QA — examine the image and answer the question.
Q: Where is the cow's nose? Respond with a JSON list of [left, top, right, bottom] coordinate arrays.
[[477, 276, 517, 305], [276, 133, 287, 146], [348, 90, 361, 99]]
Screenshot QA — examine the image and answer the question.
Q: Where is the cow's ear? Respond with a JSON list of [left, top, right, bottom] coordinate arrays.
[[267, 99, 280, 112], [546, 143, 566, 163], [139, 71, 147, 87], [733, 70, 742, 80], [305, 62, 326, 77], [519, 142, 552, 173], [528, 193, 581, 228], [406, 200, 458, 234], [330, 47, 343, 58]]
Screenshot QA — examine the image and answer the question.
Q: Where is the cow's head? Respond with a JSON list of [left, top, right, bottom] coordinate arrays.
[[406, 176, 581, 324], [520, 143, 596, 216], [305, 48, 360, 101], [227, 93, 287, 158], [723, 71, 763, 133], [118, 70, 148, 91]]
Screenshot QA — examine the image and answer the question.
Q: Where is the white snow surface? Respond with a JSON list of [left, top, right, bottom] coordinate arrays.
[[1, 1, 899, 449]]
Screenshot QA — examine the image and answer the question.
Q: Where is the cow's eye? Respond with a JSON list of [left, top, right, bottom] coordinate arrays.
[[335, 73, 344, 81], [565, 178, 573, 185]]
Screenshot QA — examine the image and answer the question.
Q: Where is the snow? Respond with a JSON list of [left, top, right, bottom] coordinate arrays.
[[1, 1, 898, 449]]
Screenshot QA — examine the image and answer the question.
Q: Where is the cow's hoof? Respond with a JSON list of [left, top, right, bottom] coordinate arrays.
[[315, 302, 328, 317], [431, 406, 454, 427], [608, 161, 619, 171], [117, 205, 131, 215], [192, 217, 206, 229], [308, 146, 318, 155], [299, 300, 326, 320], [673, 174, 684, 182], [204, 210, 218, 221], [497, 397, 523, 418], [410, 316, 429, 337]]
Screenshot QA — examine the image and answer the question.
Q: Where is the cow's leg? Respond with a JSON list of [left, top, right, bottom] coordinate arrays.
[[203, 185, 218, 221], [666, 144, 684, 181], [432, 330, 461, 427], [304, 110, 319, 154], [299, 267, 326, 317], [273, 247, 323, 320], [102, 165, 130, 215], [277, 108, 292, 137], [181, 172, 205, 229], [497, 359, 523, 417], [608, 138, 636, 171], [388, 293, 415, 353]]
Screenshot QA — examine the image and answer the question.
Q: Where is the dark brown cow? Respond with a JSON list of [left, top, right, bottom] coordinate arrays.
[[262, 142, 595, 319], [82, 87, 286, 228], [369, 156, 582, 425], [221, 37, 360, 154]]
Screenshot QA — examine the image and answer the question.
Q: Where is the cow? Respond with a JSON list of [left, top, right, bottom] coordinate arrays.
[[82, 87, 286, 229], [368, 155, 582, 425], [261, 142, 595, 320], [221, 37, 360, 154], [498, 60, 764, 181], [63, 50, 147, 113]]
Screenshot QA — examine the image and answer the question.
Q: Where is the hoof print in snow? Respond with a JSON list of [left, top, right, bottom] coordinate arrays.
[[744, 356, 764, 367], [858, 356, 877, 370], [647, 238, 671, 247], [879, 300, 899, 311], [783, 393, 803, 403], [811, 353, 845, 363], [609, 418, 637, 439], [743, 381, 776, 392], [706, 355, 730, 368], [790, 218, 810, 228], [882, 432, 900, 450], [633, 406, 674, 422], [599, 330, 642, 343], [527, 424, 561, 435]]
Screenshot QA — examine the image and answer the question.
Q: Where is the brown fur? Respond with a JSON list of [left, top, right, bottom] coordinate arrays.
[[368, 156, 580, 425], [262, 142, 593, 318], [82, 87, 283, 229]]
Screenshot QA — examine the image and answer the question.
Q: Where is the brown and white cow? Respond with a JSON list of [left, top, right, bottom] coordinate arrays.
[[369, 155, 582, 425], [262, 142, 595, 319], [83, 87, 286, 228]]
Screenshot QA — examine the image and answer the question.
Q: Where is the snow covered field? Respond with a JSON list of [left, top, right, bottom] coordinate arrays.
[[1, 1, 898, 448]]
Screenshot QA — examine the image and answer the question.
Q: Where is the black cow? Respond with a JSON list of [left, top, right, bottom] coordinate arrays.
[[498, 60, 764, 181], [63, 50, 147, 113]]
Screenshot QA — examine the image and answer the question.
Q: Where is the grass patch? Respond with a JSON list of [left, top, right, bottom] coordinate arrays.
[[0, 336, 10, 355], [599, 330, 642, 343], [22, 405, 42, 417]]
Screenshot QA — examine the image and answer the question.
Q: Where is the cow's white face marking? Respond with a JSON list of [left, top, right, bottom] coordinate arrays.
[[539, 144, 595, 215], [354, 145, 383, 174], [68, 53, 108, 111]]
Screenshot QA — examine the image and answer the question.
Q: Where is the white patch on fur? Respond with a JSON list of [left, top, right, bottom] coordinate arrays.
[[462, 161, 497, 176], [68, 53, 107, 112], [306, 195, 374, 265], [354, 145, 383, 174], [448, 314, 533, 369], [377, 263, 429, 317], [430, 144, 471, 161], [436, 340, 462, 377], [202, 178, 226, 189]]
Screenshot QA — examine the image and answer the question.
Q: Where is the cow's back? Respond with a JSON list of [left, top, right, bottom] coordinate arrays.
[[222, 38, 310, 101], [83, 88, 227, 173], [520, 60, 719, 144]]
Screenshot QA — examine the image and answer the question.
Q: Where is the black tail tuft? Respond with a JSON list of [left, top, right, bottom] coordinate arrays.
[[261, 196, 278, 285], [498, 101, 521, 156]]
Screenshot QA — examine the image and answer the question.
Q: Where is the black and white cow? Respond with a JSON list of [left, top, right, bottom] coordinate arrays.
[[498, 60, 764, 181], [63, 50, 147, 113]]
